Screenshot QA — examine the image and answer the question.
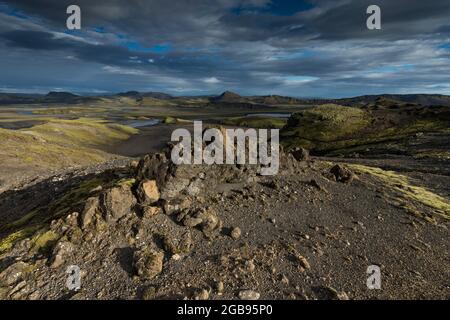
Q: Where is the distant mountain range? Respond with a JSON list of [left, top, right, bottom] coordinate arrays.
[[209, 91, 450, 107], [1, 90, 450, 107]]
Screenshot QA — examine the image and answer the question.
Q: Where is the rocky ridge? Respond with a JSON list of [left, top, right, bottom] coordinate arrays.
[[0, 146, 448, 300]]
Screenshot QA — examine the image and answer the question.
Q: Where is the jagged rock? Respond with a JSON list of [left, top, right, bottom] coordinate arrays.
[[182, 216, 203, 228], [65, 212, 79, 227], [330, 165, 355, 183], [133, 248, 164, 280], [178, 207, 222, 237], [163, 202, 179, 215], [162, 231, 192, 255], [316, 286, 350, 300], [136, 153, 191, 200], [142, 206, 162, 218], [280, 274, 290, 285], [238, 290, 260, 300], [265, 180, 280, 190], [230, 227, 242, 240], [171, 254, 181, 261], [100, 185, 137, 222], [196, 207, 222, 237], [80, 197, 100, 229], [136, 153, 169, 183], [137, 180, 160, 205], [50, 241, 74, 268], [0, 262, 31, 286], [130, 160, 139, 169], [162, 178, 191, 199], [296, 254, 311, 270], [216, 281, 224, 293], [194, 288, 210, 300], [198, 209, 220, 232], [163, 198, 192, 215], [291, 147, 310, 161], [309, 179, 327, 192], [186, 178, 202, 196], [8, 280, 29, 299], [146, 214, 196, 256], [0, 287, 9, 299]]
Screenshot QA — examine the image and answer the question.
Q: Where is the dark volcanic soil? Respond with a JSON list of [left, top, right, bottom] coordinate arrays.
[[0, 150, 448, 300], [107, 124, 194, 157]]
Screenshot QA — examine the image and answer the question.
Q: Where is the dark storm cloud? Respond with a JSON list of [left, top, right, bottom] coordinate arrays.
[[0, 0, 449, 96], [309, 0, 450, 41], [2, 30, 68, 50]]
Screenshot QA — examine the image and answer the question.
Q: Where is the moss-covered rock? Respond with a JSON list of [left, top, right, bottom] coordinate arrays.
[[30, 230, 60, 254], [281, 104, 370, 151]]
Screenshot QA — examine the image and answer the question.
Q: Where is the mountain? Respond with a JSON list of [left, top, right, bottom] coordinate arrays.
[[117, 91, 173, 100], [0, 93, 42, 105], [1, 91, 449, 107], [210, 91, 244, 103], [209, 92, 450, 107], [316, 94, 450, 107], [44, 91, 79, 100], [248, 95, 304, 105]]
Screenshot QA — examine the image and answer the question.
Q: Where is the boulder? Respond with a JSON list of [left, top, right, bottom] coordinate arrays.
[[162, 198, 192, 215], [162, 231, 192, 255], [330, 165, 355, 183], [50, 241, 74, 269], [142, 206, 162, 219], [291, 147, 310, 161], [186, 178, 203, 196], [230, 227, 242, 240], [133, 248, 164, 280], [80, 197, 100, 229], [137, 180, 160, 205], [238, 290, 260, 300], [100, 185, 137, 222], [0, 262, 31, 286]]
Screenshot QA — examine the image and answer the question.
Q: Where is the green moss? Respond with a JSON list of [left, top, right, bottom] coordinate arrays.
[[281, 104, 448, 154], [32, 107, 108, 115], [0, 177, 105, 236], [0, 118, 138, 171], [281, 104, 371, 150], [116, 178, 136, 187], [0, 225, 42, 254], [163, 116, 177, 124], [30, 230, 60, 254], [0, 209, 40, 233], [350, 164, 450, 221]]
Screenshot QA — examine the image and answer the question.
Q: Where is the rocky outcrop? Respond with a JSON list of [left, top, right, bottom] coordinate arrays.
[[133, 248, 164, 280], [330, 164, 355, 183], [137, 180, 160, 205], [100, 185, 137, 222], [291, 147, 310, 162]]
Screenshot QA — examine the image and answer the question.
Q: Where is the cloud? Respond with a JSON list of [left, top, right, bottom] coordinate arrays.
[[0, 0, 449, 97], [203, 77, 221, 84], [102, 65, 146, 76]]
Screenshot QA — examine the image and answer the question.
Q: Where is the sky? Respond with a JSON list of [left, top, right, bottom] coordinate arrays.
[[0, 0, 449, 98]]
